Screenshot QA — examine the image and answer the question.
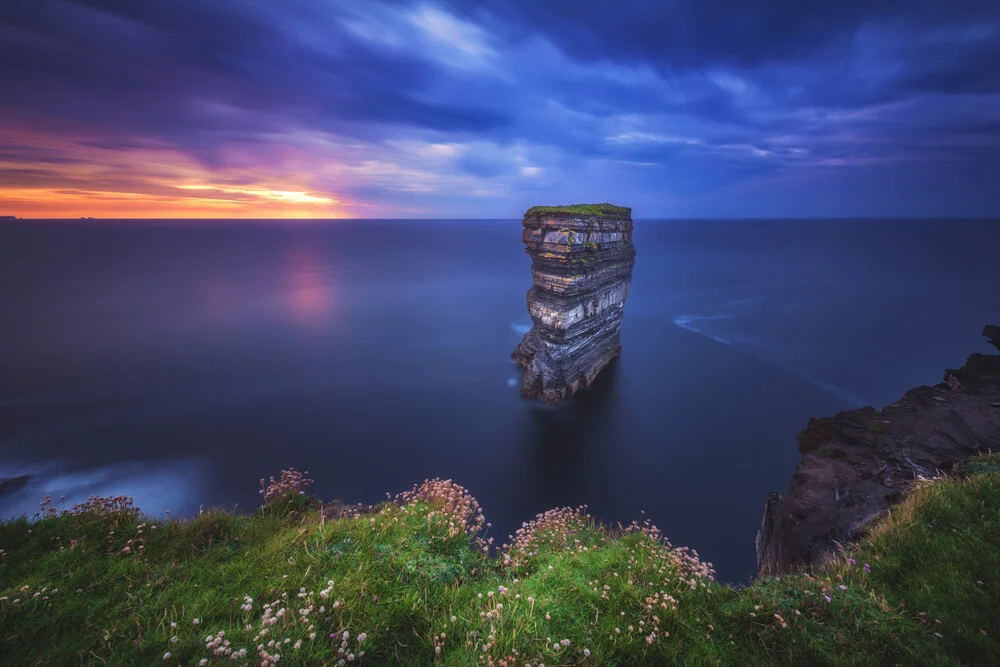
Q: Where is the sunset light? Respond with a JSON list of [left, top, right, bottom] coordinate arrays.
[[2, 0, 996, 219], [1, 1, 999, 665], [0, 128, 351, 218]]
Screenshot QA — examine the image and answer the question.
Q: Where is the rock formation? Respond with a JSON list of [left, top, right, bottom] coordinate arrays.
[[756, 326, 1000, 575], [512, 204, 636, 404], [984, 324, 1000, 352]]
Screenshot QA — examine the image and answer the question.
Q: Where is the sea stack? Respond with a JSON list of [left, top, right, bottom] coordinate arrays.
[[512, 203, 636, 403]]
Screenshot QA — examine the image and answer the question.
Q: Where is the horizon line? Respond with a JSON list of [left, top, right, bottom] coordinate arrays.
[[3, 216, 1000, 222]]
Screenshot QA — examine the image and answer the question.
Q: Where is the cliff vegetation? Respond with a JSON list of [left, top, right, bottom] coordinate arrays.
[[524, 203, 631, 218], [1, 457, 998, 665]]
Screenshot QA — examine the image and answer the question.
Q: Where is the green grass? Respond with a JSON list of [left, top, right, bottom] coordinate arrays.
[[2, 454, 998, 665], [525, 203, 631, 217]]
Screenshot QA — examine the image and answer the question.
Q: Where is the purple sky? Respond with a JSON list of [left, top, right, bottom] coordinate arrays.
[[1, 0, 999, 217]]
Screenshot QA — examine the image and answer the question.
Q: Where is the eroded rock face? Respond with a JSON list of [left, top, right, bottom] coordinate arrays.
[[512, 204, 636, 404], [756, 326, 1000, 575]]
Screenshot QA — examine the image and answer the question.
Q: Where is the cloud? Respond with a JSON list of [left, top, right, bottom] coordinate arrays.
[[0, 0, 998, 217]]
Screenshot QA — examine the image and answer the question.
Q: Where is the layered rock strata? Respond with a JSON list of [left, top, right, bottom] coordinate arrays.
[[756, 325, 1000, 575], [512, 204, 636, 404]]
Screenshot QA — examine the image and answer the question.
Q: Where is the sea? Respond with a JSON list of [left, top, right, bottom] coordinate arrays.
[[1, 218, 997, 583]]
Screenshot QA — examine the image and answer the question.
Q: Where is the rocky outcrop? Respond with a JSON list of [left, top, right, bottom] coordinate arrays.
[[985, 324, 1000, 352], [756, 327, 1000, 575], [512, 204, 636, 404]]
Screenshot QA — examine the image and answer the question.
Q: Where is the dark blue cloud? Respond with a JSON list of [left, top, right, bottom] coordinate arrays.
[[446, 0, 998, 73], [1, 0, 998, 216], [0, 0, 510, 158]]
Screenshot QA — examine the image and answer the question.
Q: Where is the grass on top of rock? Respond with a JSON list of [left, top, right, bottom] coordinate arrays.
[[525, 203, 631, 218], [1, 454, 998, 666]]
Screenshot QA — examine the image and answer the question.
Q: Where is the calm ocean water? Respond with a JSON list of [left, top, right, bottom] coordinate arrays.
[[1, 218, 998, 582]]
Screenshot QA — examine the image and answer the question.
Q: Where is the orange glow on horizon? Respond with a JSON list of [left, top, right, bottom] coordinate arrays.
[[0, 128, 360, 219], [1, 187, 354, 219]]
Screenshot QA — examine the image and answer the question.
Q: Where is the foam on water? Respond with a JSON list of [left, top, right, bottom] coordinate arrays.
[[673, 305, 866, 407], [0, 459, 208, 520], [510, 321, 532, 336], [673, 313, 736, 346]]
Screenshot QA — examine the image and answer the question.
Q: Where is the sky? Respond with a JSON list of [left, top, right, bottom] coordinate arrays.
[[1, 0, 999, 219]]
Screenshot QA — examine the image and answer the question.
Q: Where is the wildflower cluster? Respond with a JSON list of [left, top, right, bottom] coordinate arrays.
[[200, 630, 248, 662], [259, 468, 314, 505], [28, 495, 142, 558], [37, 494, 139, 520], [118, 521, 155, 558], [500, 506, 596, 570], [162, 579, 369, 666], [327, 629, 368, 666], [624, 519, 717, 584], [456, 581, 589, 666], [0, 584, 60, 610], [244, 581, 361, 665], [396, 478, 487, 546]]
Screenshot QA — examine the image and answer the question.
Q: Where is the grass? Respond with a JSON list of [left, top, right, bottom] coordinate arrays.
[[525, 203, 631, 218], [1, 454, 998, 665]]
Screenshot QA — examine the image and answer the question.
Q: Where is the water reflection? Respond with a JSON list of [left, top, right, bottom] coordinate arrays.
[[285, 248, 338, 329], [519, 360, 622, 511], [201, 277, 237, 324]]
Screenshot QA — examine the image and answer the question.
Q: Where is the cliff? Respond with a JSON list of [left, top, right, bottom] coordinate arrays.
[[5, 458, 999, 664], [756, 325, 1000, 574], [512, 203, 636, 403]]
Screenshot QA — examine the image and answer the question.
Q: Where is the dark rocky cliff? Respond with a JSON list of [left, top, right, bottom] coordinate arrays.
[[512, 204, 636, 404], [757, 325, 1000, 574]]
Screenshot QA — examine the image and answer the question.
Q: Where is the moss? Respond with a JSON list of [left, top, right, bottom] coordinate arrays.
[[525, 203, 631, 218]]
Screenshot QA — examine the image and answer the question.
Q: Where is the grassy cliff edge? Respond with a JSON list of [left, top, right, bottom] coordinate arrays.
[[1, 455, 998, 665]]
